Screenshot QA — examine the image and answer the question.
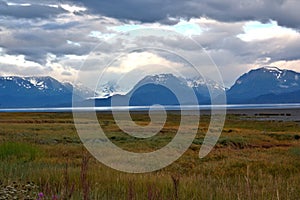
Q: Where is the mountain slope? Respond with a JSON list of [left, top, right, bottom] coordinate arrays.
[[249, 90, 300, 104]]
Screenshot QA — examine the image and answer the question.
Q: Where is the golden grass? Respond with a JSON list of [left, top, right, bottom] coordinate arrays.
[[0, 112, 300, 199]]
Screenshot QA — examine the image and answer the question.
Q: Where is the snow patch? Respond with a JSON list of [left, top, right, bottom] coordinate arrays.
[[29, 78, 38, 86], [28, 78, 48, 90], [262, 66, 284, 79], [3, 77, 13, 81], [187, 79, 205, 87], [263, 66, 282, 73]]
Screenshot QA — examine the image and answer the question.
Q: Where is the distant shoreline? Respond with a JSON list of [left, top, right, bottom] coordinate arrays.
[[1, 103, 300, 113], [1, 104, 300, 121]]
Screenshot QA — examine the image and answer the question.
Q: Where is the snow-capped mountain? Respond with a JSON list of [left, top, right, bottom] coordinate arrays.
[[0, 76, 68, 94], [138, 74, 187, 85], [96, 81, 120, 98], [130, 74, 226, 104], [187, 77, 226, 98], [0, 76, 91, 108], [63, 82, 95, 99], [90, 68, 300, 106], [96, 74, 226, 99], [127, 74, 195, 105], [92, 73, 226, 106], [227, 66, 300, 103], [2, 66, 300, 108]]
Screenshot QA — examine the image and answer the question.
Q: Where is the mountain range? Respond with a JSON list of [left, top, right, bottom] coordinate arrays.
[[0, 66, 300, 108], [89, 73, 225, 107], [0, 76, 93, 108]]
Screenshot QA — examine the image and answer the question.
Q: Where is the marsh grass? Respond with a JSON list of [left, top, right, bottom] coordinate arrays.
[[289, 146, 300, 157], [0, 112, 300, 199], [0, 142, 40, 162]]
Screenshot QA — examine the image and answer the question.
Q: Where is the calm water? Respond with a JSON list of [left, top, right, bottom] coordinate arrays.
[[1, 104, 300, 112]]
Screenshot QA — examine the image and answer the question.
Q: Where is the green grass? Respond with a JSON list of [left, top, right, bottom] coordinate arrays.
[[0, 142, 41, 162], [0, 112, 300, 199], [289, 146, 300, 157]]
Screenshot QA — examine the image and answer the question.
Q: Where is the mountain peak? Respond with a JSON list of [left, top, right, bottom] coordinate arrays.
[[261, 66, 282, 72], [143, 73, 177, 84]]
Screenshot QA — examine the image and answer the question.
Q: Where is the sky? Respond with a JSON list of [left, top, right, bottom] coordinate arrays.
[[1, 0, 300, 90]]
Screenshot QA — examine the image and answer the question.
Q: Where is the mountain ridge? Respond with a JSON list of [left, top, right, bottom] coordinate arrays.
[[1, 66, 300, 108]]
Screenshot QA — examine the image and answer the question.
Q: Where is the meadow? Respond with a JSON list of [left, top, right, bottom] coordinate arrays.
[[0, 111, 300, 199]]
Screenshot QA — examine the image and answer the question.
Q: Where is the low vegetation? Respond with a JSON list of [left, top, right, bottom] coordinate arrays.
[[0, 112, 300, 199]]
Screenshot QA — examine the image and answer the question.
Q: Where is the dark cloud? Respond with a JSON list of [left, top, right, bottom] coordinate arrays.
[[61, 71, 73, 76], [0, 11, 119, 66], [260, 37, 300, 62], [70, 0, 300, 29], [0, 1, 67, 19], [0, 27, 97, 64], [0, 0, 299, 85], [0, 64, 47, 76], [185, 18, 300, 65], [41, 21, 80, 30], [71, 0, 167, 23]]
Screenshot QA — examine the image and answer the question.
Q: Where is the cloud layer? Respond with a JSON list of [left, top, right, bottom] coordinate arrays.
[[73, 0, 300, 29], [0, 0, 299, 89]]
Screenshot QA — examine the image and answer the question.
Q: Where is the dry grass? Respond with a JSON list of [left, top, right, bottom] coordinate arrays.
[[0, 112, 300, 199]]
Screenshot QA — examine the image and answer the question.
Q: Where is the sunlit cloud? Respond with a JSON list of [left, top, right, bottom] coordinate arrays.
[[0, 54, 41, 68], [67, 40, 81, 47], [269, 60, 300, 72], [109, 19, 203, 36], [107, 52, 183, 74], [238, 20, 299, 42], [60, 4, 87, 13], [6, 3, 31, 6]]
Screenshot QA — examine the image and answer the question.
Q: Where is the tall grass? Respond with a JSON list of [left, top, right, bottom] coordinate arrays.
[[0, 112, 300, 199], [0, 142, 40, 162]]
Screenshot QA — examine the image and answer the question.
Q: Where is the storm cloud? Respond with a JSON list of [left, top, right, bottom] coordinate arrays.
[[0, 1, 67, 19], [0, 0, 299, 86], [72, 0, 300, 29]]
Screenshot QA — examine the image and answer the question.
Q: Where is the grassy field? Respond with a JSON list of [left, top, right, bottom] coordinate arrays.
[[0, 112, 300, 199]]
